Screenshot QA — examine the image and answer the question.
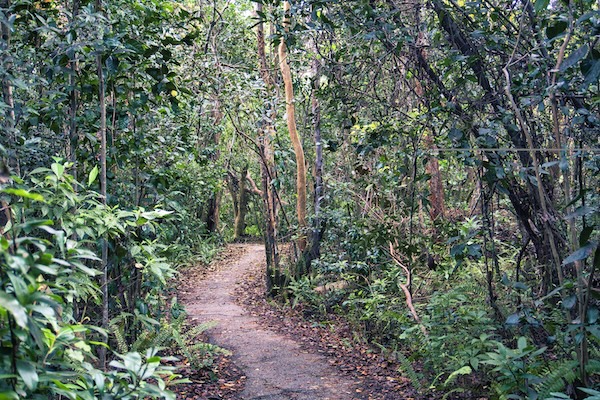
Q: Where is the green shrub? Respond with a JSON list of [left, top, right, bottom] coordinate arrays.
[[0, 161, 185, 398]]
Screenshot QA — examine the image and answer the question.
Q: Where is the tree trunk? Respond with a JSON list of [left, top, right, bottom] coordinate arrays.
[[420, 0, 564, 279], [68, 59, 79, 181], [424, 131, 445, 222], [1, 0, 19, 176], [233, 165, 249, 240], [205, 96, 223, 233], [278, 0, 307, 253], [95, 0, 108, 369], [305, 43, 324, 273], [256, 2, 281, 293]]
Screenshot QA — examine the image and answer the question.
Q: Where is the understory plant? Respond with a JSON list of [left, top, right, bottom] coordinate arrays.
[[0, 161, 189, 398]]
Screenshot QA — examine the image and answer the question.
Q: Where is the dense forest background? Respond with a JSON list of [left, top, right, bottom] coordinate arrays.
[[0, 0, 598, 398]]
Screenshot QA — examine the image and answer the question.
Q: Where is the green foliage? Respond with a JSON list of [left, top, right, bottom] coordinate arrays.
[[480, 337, 547, 399], [171, 319, 229, 371], [61, 348, 183, 400], [111, 309, 228, 372], [0, 164, 180, 399], [390, 348, 422, 392], [535, 359, 579, 399], [287, 275, 324, 311]]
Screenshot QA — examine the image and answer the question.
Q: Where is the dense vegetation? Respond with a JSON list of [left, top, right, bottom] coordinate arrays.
[[1, 0, 598, 399]]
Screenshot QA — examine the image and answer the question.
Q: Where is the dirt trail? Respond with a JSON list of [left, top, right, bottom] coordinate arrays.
[[180, 243, 358, 400]]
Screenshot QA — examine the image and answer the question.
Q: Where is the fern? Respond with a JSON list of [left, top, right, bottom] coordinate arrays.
[[171, 320, 229, 370], [110, 321, 129, 354], [536, 356, 600, 399], [130, 330, 153, 352], [372, 341, 422, 391], [535, 359, 579, 399], [130, 314, 187, 352], [586, 359, 600, 377], [393, 350, 422, 392], [108, 309, 228, 373]]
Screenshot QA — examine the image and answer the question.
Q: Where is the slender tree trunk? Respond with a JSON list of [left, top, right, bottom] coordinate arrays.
[[1, 0, 19, 176], [261, 145, 280, 294], [418, 0, 564, 280], [545, 1, 588, 383], [66, 0, 80, 179], [305, 42, 324, 272], [424, 130, 445, 222], [95, 0, 108, 368], [256, 2, 280, 293], [234, 165, 249, 240], [205, 96, 223, 233], [278, 0, 307, 253], [412, 9, 446, 224]]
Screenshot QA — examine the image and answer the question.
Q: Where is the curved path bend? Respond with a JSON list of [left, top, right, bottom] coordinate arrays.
[[180, 243, 358, 400]]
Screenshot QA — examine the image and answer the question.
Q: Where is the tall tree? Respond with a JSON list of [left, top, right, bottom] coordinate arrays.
[[95, 0, 109, 368], [278, 0, 307, 253], [304, 33, 324, 271], [256, 1, 280, 292]]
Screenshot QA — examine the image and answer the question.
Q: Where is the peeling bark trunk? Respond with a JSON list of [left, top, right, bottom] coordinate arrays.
[[278, 0, 307, 253]]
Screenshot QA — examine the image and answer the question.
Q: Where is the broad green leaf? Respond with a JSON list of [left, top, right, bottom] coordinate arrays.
[[88, 166, 99, 186], [57, 325, 89, 339], [16, 360, 38, 390], [0, 292, 28, 328], [70, 261, 101, 276], [0, 391, 19, 400], [534, 0, 549, 12], [564, 205, 596, 220], [547, 393, 572, 399], [582, 59, 600, 87], [587, 307, 599, 324], [29, 167, 51, 175], [546, 21, 568, 39], [578, 388, 600, 399], [513, 282, 528, 291], [51, 163, 64, 179], [444, 365, 472, 386], [586, 325, 600, 340], [1, 188, 44, 202], [139, 209, 173, 220], [65, 349, 85, 363], [123, 352, 143, 372], [20, 219, 54, 231], [562, 242, 596, 265], [517, 336, 527, 351], [562, 294, 577, 309], [560, 44, 589, 72], [580, 226, 594, 246], [506, 312, 521, 325], [8, 273, 29, 303]]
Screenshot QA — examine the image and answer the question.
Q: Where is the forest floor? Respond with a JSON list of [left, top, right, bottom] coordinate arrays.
[[173, 243, 419, 400]]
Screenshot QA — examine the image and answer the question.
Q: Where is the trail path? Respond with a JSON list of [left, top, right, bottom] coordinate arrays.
[[180, 243, 358, 400]]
